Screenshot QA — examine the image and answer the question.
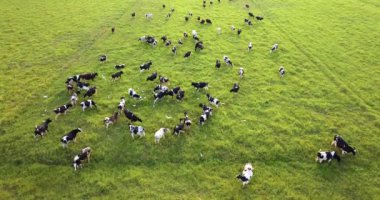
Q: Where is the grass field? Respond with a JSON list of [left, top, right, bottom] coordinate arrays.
[[0, 0, 379, 199]]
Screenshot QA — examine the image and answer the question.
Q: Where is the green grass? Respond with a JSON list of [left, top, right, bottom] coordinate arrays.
[[0, 0, 379, 199]]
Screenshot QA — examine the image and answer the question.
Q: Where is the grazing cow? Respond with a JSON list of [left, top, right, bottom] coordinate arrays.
[[191, 82, 208, 90], [128, 88, 142, 99], [184, 32, 188, 38], [172, 46, 177, 55], [256, 16, 264, 20], [178, 39, 183, 45], [115, 64, 125, 70], [215, 59, 221, 69], [159, 76, 169, 84], [161, 35, 167, 42], [206, 94, 220, 107], [111, 27, 115, 33], [184, 112, 192, 128], [206, 19, 212, 24], [118, 97, 126, 112], [70, 91, 79, 105], [153, 91, 166, 106], [129, 125, 145, 139], [145, 13, 153, 19], [61, 128, 82, 148], [124, 109, 142, 123], [223, 56, 233, 66], [79, 73, 98, 80], [73, 147, 91, 171], [99, 55, 107, 62], [77, 81, 90, 91], [270, 43, 279, 53], [84, 86, 96, 98], [279, 66, 285, 78], [140, 61, 153, 72], [236, 163, 254, 186], [195, 41, 204, 51], [53, 103, 72, 119], [237, 29, 242, 35], [248, 12, 254, 17], [173, 119, 185, 136], [230, 83, 240, 93], [111, 71, 124, 80], [176, 90, 185, 101], [199, 103, 213, 117], [165, 40, 172, 47], [331, 135, 357, 155], [248, 42, 253, 51], [80, 100, 97, 111], [154, 128, 170, 144], [147, 72, 158, 81], [184, 51, 192, 58], [217, 27, 222, 34], [316, 150, 341, 163], [153, 85, 169, 93], [200, 19, 205, 24], [104, 112, 119, 128], [239, 68, 244, 79], [131, 12, 135, 17], [34, 118, 52, 138], [185, 16, 189, 21]]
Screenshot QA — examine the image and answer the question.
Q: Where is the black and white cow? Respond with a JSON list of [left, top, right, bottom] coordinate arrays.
[[195, 41, 204, 51], [153, 85, 169, 93], [73, 147, 91, 171], [53, 103, 72, 119], [77, 81, 90, 91], [176, 90, 185, 101], [145, 13, 153, 19], [128, 88, 142, 99], [153, 91, 166, 106], [124, 109, 142, 122], [230, 83, 240, 93], [115, 64, 125, 70], [79, 73, 98, 81], [236, 163, 254, 186], [279, 66, 285, 78], [223, 56, 233, 66], [239, 68, 244, 79], [159, 76, 169, 84], [199, 113, 207, 126], [147, 72, 158, 81], [173, 119, 185, 136], [199, 103, 213, 117], [237, 29, 242, 35], [184, 32, 188, 38], [104, 112, 118, 129], [161, 35, 167, 42], [270, 43, 279, 53], [66, 83, 74, 93], [118, 97, 126, 112], [34, 118, 52, 138], [183, 112, 192, 128], [129, 125, 145, 139], [66, 75, 80, 84], [248, 42, 253, 51], [316, 150, 341, 163], [191, 82, 208, 90], [165, 40, 172, 47], [61, 128, 82, 148], [80, 100, 97, 111], [184, 51, 192, 58], [99, 55, 107, 62], [111, 71, 124, 80], [70, 91, 79, 105], [84, 86, 96, 98], [215, 59, 221, 69], [332, 135, 356, 155], [206, 94, 220, 107], [140, 61, 153, 71], [172, 46, 177, 55]]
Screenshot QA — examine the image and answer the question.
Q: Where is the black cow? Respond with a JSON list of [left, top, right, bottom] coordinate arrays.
[[124, 109, 142, 122], [111, 27, 115, 33], [200, 19, 205, 24], [191, 82, 208, 90], [99, 55, 107, 62], [84, 86, 96, 98], [147, 72, 158, 81], [184, 51, 192, 58], [248, 12, 254, 17], [215, 59, 221, 69], [195, 41, 204, 51], [61, 128, 82, 148], [206, 94, 220, 107], [256, 16, 264, 20], [79, 73, 98, 81], [176, 90, 185, 101], [34, 118, 52, 138], [131, 12, 135, 17], [206, 19, 212, 24], [230, 83, 240, 93], [111, 71, 124, 80], [237, 29, 242, 35], [332, 135, 357, 155], [115, 64, 125, 70], [161, 35, 167, 42], [140, 61, 153, 71]]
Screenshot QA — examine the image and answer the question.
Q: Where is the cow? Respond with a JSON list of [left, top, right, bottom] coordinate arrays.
[[183, 112, 192, 128], [237, 29, 242, 35], [66, 83, 74, 93], [84, 86, 96, 98], [236, 163, 254, 186], [215, 59, 221, 69], [99, 55, 107, 62], [223, 56, 233, 66], [172, 46, 177, 55], [199, 113, 207, 125], [153, 91, 166, 106], [129, 125, 145, 139], [128, 88, 142, 99], [131, 12, 135, 17], [279, 66, 285, 78], [178, 39, 183, 45], [159, 76, 169, 84], [248, 42, 252, 51], [124, 109, 142, 123], [270, 43, 279, 53], [115, 64, 125, 70], [248, 12, 254, 17], [161, 35, 167, 42], [185, 16, 189, 21], [316, 150, 341, 163], [165, 40, 172, 47], [199, 103, 213, 117], [153, 85, 169, 93], [206, 94, 220, 107], [111, 27, 115, 33], [195, 41, 204, 51], [184, 51, 192, 58], [191, 82, 208, 90], [206, 19, 212, 24], [145, 13, 153, 19], [230, 83, 240, 93], [34, 118, 52, 139], [70, 91, 79, 105], [331, 135, 357, 155], [147, 72, 158, 81], [239, 68, 244, 79], [104, 112, 119, 129], [154, 128, 170, 144], [73, 147, 91, 171], [256, 16, 264, 20], [217, 27, 222, 34], [61, 128, 82, 148], [140, 61, 153, 71], [184, 32, 188, 38], [53, 103, 72, 119], [118, 97, 126, 112], [176, 90, 185, 101], [173, 119, 185, 136], [77, 81, 90, 91], [111, 71, 124, 80], [80, 100, 97, 111]]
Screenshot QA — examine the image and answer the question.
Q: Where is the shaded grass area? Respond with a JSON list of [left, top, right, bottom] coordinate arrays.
[[0, 0, 379, 199]]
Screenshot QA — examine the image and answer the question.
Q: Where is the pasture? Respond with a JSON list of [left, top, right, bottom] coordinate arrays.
[[0, 0, 379, 199]]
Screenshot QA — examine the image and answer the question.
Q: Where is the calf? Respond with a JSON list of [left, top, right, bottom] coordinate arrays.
[[223, 56, 233, 66], [191, 82, 208, 90], [73, 147, 91, 171], [129, 125, 145, 139], [99, 55, 107, 62], [215, 59, 221, 69], [239, 68, 244, 79], [66, 83, 74, 93], [230, 83, 240, 93], [128, 88, 142, 99], [154, 128, 170, 144], [80, 100, 97, 111], [147, 72, 158, 81], [104, 112, 119, 128], [316, 150, 341, 163], [153, 91, 166, 106], [279, 66, 285, 78], [70, 91, 79, 105], [61, 128, 82, 148], [331, 135, 356, 155], [115, 64, 125, 70], [84, 86, 96, 98], [140, 61, 153, 71], [80, 73, 98, 81], [270, 43, 279, 53], [248, 42, 253, 51], [236, 163, 254, 186], [195, 41, 204, 51], [34, 118, 52, 138], [111, 71, 124, 80], [206, 94, 220, 107], [118, 97, 126, 112], [184, 51, 192, 58], [124, 109, 143, 123], [53, 103, 72, 119]]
